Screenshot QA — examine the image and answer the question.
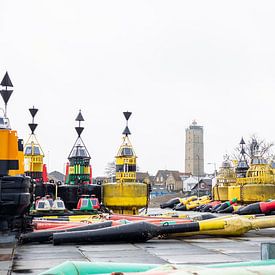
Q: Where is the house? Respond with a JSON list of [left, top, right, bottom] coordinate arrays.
[[166, 171, 190, 192], [153, 170, 178, 186], [182, 175, 198, 193], [190, 178, 212, 196], [136, 172, 150, 184]]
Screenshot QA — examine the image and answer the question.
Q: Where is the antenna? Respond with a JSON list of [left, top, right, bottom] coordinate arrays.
[[240, 137, 245, 156], [0, 72, 13, 117], [68, 109, 91, 160], [75, 109, 84, 137], [122, 111, 132, 136], [28, 106, 38, 134]]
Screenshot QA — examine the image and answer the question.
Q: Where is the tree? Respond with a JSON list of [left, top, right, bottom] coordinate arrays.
[[232, 135, 274, 163], [104, 160, 116, 178], [104, 160, 140, 178]]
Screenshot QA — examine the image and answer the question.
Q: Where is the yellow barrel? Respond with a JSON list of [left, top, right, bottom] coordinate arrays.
[[103, 182, 148, 215]]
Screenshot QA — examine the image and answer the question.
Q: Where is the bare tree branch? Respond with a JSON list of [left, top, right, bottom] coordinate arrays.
[[232, 135, 274, 163], [104, 160, 116, 178]]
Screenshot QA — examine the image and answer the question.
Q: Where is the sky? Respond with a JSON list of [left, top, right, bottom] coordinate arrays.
[[1, 1, 275, 177]]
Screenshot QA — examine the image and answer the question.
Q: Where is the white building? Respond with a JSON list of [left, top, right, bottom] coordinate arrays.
[[182, 175, 198, 192]]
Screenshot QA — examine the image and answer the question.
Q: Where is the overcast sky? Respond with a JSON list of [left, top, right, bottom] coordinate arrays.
[[1, 1, 275, 177]]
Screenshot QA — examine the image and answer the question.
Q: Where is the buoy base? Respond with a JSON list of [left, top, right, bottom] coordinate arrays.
[[103, 182, 148, 215]]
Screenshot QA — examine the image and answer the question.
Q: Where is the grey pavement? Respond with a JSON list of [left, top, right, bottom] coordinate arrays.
[[3, 210, 275, 274], [9, 228, 275, 275]]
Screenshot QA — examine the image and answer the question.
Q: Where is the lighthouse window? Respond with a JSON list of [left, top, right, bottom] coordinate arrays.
[[34, 146, 40, 155], [25, 146, 32, 155], [122, 148, 133, 156], [37, 201, 45, 209], [91, 199, 97, 206], [116, 165, 124, 172], [71, 147, 88, 157], [79, 148, 88, 157], [128, 165, 136, 172], [0, 117, 4, 127], [82, 199, 88, 207], [56, 201, 64, 208]]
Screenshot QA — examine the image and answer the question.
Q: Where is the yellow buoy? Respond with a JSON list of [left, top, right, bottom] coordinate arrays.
[[24, 113, 45, 181], [103, 111, 148, 215], [213, 139, 275, 203]]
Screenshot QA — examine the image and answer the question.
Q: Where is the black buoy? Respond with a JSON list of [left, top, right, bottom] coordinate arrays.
[[174, 203, 187, 211], [160, 198, 180, 209], [234, 203, 261, 215], [218, 205, 235, 213], [20, 221, 112, 244], [53, 220, 203, 245]]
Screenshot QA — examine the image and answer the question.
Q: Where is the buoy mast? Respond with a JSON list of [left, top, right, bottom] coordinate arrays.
[[115, 111, 137, 183], [65, 110, 92, 184], [59, 110, 101, 210], [24, 107, 48, 183], [103, 111, 148, 215]]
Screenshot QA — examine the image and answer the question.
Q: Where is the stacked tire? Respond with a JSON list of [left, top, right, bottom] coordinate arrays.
[[0, 176, 32, 231]]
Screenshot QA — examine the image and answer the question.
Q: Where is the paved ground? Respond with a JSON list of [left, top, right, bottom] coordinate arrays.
[[2, 211, 275, 274], [9, 228, 275, 274]]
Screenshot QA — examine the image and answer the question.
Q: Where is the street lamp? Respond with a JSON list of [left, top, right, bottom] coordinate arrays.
[[207, 162, 217, 177], [197, 155, 200, 198]]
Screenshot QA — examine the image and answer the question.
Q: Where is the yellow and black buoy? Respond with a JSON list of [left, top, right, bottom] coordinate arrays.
[[24, 107, 56, 198], [0, 72, 24, 176], [24, 107, 48, 182], [103, 111, 148, 215], [213, 138, 275, 203], [0, 72, 32, 231]]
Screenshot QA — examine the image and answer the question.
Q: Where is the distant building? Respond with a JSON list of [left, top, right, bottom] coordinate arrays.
[[151, 170, 180, 196], [153, 170, 177, 186], [48, 171, 65, 183], [185, 120, 204, 177], [190, 178, 212, 196], [166, 171, 191, 192], [136, 172, 151, 184], [166, 171, 182, 192], [94, 176, 108, 185], [182, 175, 198, 193]]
